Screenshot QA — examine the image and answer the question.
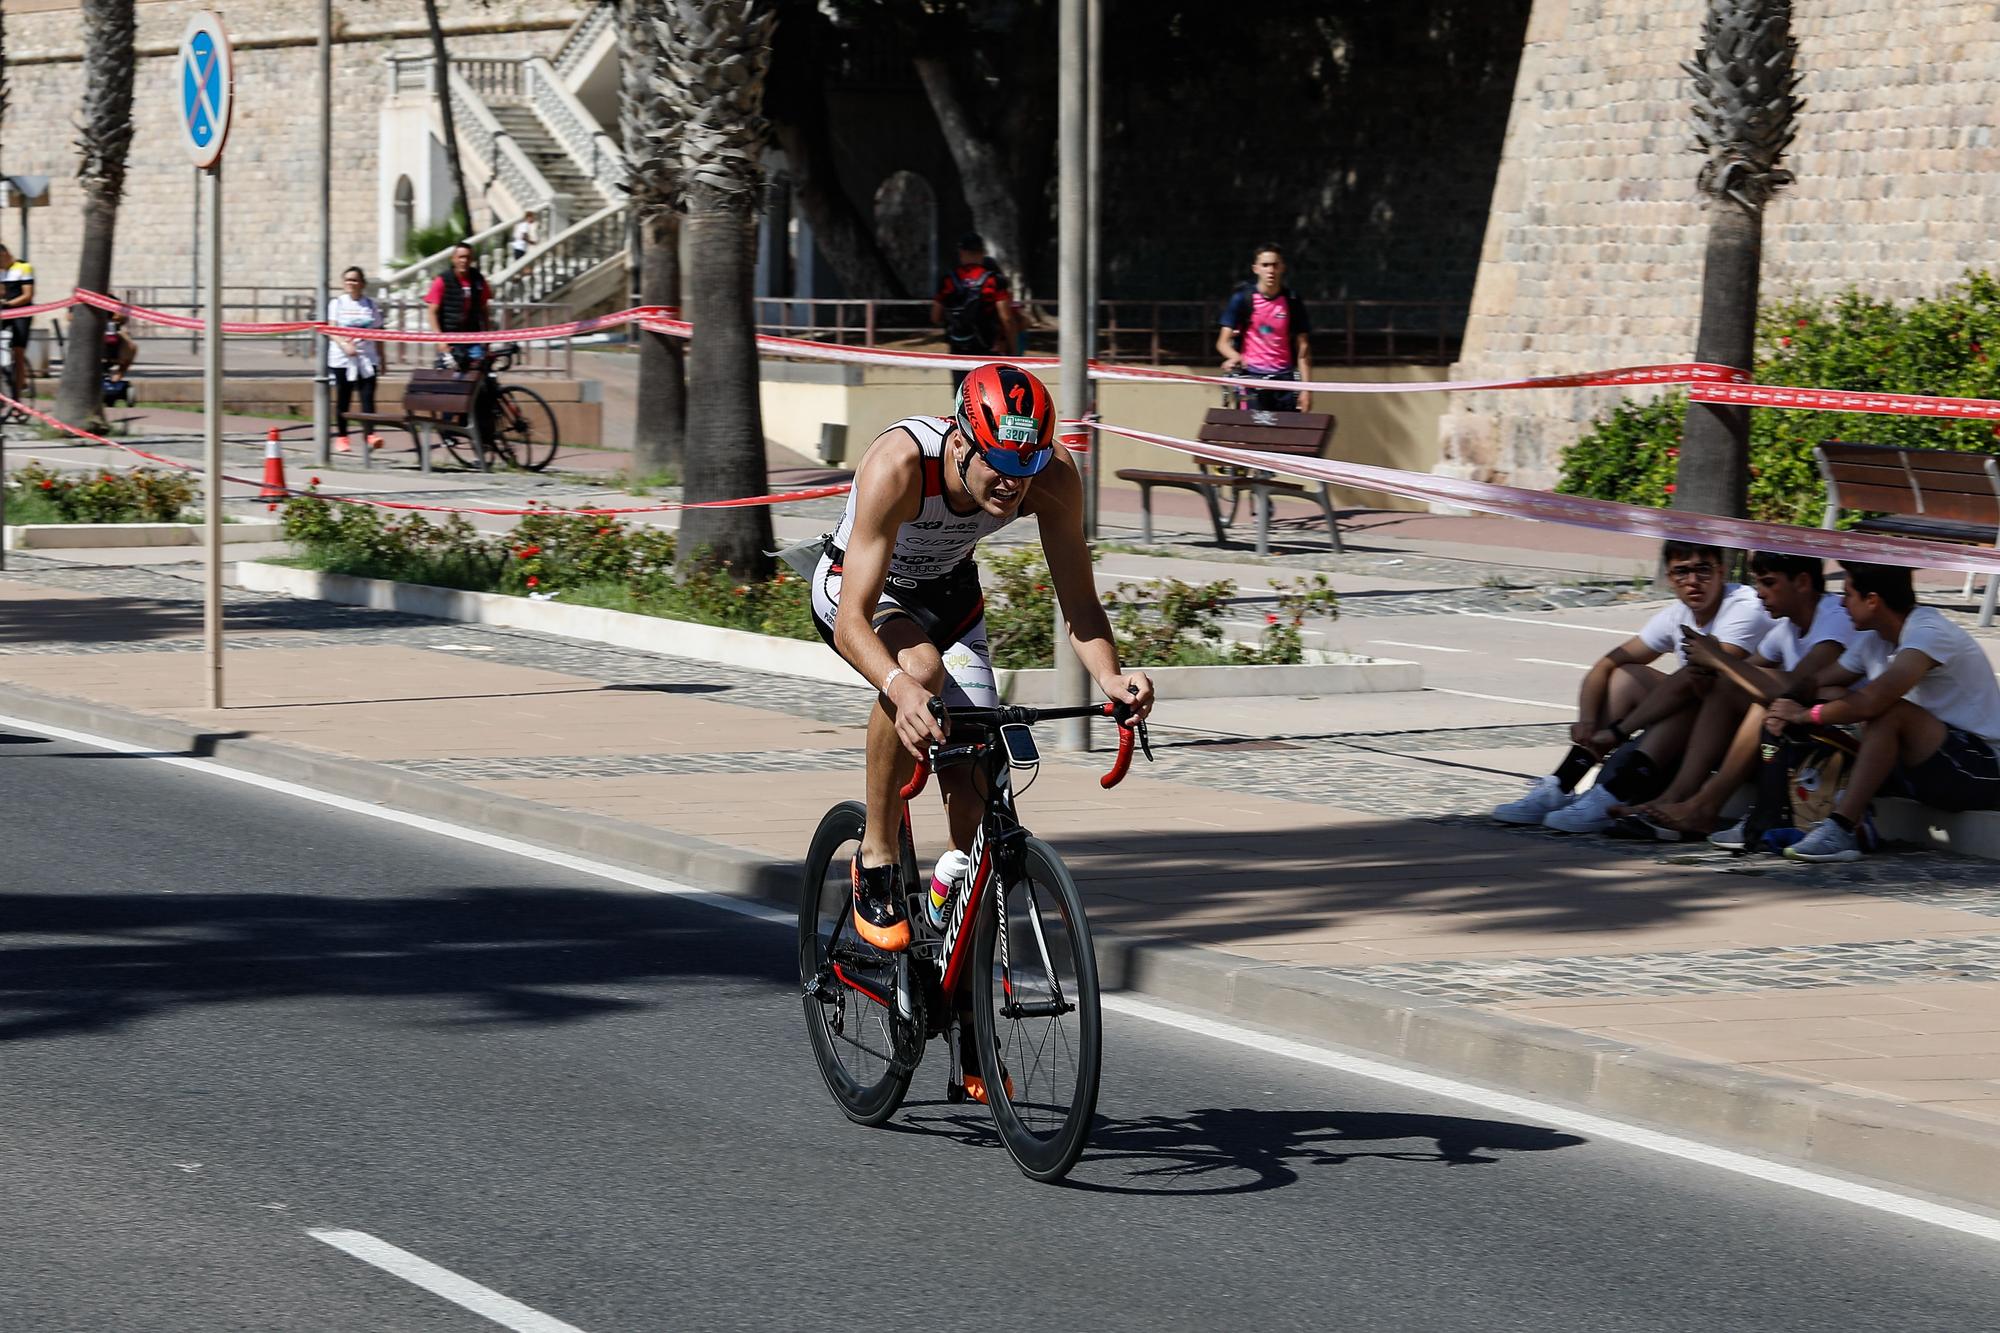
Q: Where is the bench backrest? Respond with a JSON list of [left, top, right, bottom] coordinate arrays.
[[1817, 441, 2000, 526], [402, 369, 482, 418], [1196, 408, 1335, 458]]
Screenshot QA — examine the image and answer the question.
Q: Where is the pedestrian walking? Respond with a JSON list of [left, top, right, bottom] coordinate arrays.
[[931, 232, 1019, 392], [1216, 244, 1313, 412], [509, 215, 537, 264], [328, 266, 384, 453]]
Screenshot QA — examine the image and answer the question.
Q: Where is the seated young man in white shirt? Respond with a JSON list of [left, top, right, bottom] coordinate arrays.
[[1616, 551, 1856, 843], [1494, 541, 1773, 834], [1767, 560, 2000, 862]]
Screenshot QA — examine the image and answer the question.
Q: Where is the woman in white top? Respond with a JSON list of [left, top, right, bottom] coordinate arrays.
[[327, 267, 384, 452]]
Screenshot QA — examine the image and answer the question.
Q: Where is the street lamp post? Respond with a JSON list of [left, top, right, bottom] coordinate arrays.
[[1052, 0, 1092, 750]]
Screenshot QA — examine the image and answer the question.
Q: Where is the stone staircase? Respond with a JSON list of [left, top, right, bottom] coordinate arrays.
[[491, 105, 604, 235]]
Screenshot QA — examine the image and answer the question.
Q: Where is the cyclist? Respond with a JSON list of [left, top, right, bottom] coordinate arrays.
[[812, 363, 1154, 958]]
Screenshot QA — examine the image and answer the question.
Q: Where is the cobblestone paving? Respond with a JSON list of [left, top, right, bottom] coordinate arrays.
[[1323, 935, 2000, 1004], [392, 748, 867, 781]]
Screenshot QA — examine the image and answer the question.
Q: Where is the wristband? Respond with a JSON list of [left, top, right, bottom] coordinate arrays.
[[881, 667, 904, 695], [1809, 703, 1825, 725]]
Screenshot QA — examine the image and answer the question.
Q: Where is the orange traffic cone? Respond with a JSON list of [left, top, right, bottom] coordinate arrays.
[[260, 428, 289, 510]]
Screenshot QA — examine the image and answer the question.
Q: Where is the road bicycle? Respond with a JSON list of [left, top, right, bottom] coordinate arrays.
[[435, 346, 561, 472], [799, 697, 1151, 1182]]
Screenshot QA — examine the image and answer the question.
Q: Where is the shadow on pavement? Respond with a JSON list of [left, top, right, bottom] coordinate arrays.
[[888, 1101, 1583, 1194], [0, 885, 793, 1044]]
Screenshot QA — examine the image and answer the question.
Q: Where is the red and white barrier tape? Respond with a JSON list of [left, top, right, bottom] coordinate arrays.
[[0, 388, 849, 517], [35, 290, 2000, 427], [1095, 422, 2000, 577]]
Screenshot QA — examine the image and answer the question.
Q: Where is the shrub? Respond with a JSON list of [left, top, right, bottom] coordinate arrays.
[[6, 464, 198, 523], [1558, 270, 2000, 524]]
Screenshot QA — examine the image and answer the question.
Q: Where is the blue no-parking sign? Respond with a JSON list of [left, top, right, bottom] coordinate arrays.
[[177, 12, 233, 169]]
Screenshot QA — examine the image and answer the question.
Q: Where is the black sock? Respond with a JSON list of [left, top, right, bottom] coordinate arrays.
[[1553, 745, 1595, 793], [1830, 812, 1855, 833]]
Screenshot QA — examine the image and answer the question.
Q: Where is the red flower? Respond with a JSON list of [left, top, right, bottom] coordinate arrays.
[[733, 585, 748, 596], [1795, 318, 1808, 329], [1974, 343, 1984, 355], [597, 526, 613, 535], [38, 478, 53, 490], [1664, 483, 1677, 494], [517, 544, 541, 560], [525, 575, 539, 588], [1666, 448, 1679, 459], [1777, 337, 1791, 348], [309, 475, 321, 486], [1265, 613, 1280, 625]]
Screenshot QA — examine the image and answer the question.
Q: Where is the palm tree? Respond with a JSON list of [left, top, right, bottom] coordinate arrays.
[[1674, 0, 1803, 518], [621, 0, 686, 481], [53, 0, 135, 431], [657, 0, 778, 579]]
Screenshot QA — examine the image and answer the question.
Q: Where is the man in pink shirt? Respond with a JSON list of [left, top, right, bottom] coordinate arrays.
[[1216, 244, 1312, 412]]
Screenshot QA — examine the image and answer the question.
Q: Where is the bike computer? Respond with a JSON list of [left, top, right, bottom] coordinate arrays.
[[999, 723, 1041, 770]]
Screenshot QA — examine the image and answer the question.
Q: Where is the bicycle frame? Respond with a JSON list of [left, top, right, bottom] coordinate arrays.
[[819, 700, 1147, 1020]]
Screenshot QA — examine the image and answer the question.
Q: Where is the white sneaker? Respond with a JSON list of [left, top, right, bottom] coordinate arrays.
[[1784, 819, 1861, 863], [1542, 783, 1620, 833], [1707, 816, 1750, 850], [1493, 775, 1572, 826]]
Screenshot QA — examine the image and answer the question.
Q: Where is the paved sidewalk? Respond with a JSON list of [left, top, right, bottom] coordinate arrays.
[[7, 510, 2000, 1210]]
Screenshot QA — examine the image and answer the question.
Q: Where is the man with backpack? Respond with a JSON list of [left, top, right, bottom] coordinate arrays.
[[932, 233, 1019, 390], [1216, 244, 1312, 412], [1763, 561, 2000, 862]]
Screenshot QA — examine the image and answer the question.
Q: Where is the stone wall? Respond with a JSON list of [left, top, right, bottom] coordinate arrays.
[[1439, 0, 2000, 491], [3, 0, 579, 310]]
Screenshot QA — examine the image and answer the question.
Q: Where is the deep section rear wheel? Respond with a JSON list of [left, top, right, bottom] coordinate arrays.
[[971, 836, 1102, 1181], [493, 384, 560, 471], [799, 800, 917, 1126]]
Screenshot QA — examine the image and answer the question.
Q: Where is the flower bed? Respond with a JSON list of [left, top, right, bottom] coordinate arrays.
[[6, 465, 198, 525], [275, 491, 1340, 669]]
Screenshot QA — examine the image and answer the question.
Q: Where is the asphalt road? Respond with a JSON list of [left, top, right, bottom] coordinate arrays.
[[2, 724, 1996, 1333]]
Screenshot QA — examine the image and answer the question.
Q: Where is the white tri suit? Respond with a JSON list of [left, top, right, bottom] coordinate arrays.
[[810, 415, 1018, 708]]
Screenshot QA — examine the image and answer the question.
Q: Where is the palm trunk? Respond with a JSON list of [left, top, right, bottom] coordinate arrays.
[[677, 203, 772, 578], [632, 212, 686, 479], [54, 0, 135, 432], [1676, 205, 1760, 517], [53, 201, 117, 429], [423, 0, 471, 229]]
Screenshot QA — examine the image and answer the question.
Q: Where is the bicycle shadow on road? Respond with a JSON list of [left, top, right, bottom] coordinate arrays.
[[888, 1101, 1583, 1195]]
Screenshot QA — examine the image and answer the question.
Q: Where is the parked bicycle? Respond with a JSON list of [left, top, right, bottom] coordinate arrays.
[[800, 697, 1152, 1182], [434, 345, 561, 472]]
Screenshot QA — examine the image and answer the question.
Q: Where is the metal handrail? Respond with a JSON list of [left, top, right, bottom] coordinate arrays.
[[379, 215, 519, 298], [551, 0, 616, 79], [492, 202, 626, 305], [447, 67, 566, 231]]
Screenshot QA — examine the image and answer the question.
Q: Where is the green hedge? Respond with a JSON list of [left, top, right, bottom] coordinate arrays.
[[1557, 271, 2000, 524]]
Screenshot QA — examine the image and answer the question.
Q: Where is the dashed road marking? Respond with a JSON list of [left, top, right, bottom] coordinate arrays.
[[309, 1229, 592, 1333]]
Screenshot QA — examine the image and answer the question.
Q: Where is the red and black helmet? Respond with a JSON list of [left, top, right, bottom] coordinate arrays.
[[955, 363, 1056, 478]]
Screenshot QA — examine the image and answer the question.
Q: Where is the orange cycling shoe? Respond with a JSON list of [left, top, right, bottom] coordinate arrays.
[[850, 856, 911, 952], [962, 1068, 1014, 1105]]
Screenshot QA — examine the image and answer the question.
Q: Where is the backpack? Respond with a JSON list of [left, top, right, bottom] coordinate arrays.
[[1742, 728, 1859, 850], [942, 263, 998, 351]]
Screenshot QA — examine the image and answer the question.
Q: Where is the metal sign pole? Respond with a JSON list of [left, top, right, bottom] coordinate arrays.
[[204, 161, 225, 709], [312, 0, 332, 467], [1053, 0, 1090, 751]]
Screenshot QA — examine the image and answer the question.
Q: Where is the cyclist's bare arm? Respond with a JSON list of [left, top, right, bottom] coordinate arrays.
[[1025, 450, 1156, 720], [831, 428, 943, 754]]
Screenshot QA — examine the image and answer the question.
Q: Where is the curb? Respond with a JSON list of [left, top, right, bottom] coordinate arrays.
[[4, 680, 1999, 1212]]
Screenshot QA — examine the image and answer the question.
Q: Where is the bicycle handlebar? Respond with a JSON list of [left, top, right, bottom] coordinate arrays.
[[898, 697, 1152, 799]]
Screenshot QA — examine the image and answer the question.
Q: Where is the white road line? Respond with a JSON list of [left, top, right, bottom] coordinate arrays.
[[1366, 639, 1473, 654], [309, 1230, 591, 1333], [1517, 656, 1595, 670], [1452, 609, 1640, 635], [1100, 995, 2000, 1245], [1423, 686, 1572, 711], [16, 711, 2000, 1245]]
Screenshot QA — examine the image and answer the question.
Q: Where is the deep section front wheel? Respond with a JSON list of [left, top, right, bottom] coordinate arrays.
[[971, 836, 1102, 1181], [799, 800, 918, 1126]]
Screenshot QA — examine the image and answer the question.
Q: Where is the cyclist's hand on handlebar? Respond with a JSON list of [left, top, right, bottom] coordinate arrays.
[[887, 673, 946, 758], [1101, 671, 1155, 722]]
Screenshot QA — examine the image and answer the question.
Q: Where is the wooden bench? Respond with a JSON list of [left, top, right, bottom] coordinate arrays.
[[1817, 440, 2000, 626], [1115, 408, 1340, 556], [345, 368, 490, 473]]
